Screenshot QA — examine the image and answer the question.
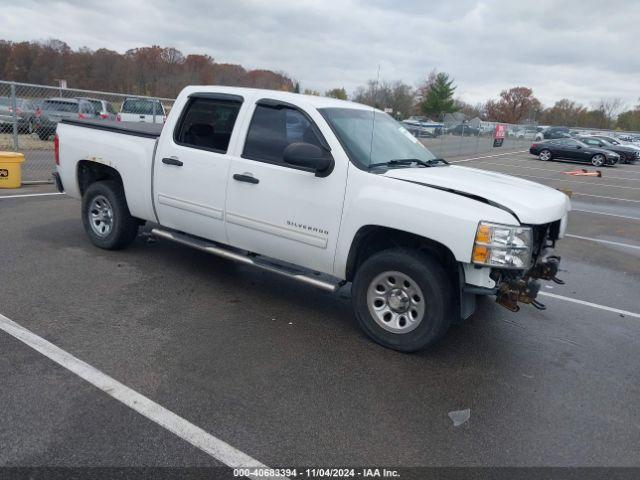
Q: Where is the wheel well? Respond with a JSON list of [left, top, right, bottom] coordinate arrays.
[[345, 226, 459, 283], [77, 161, 123, 196]]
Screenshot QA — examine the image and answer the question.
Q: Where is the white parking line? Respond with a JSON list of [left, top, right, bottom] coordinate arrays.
[[571, 192, 640, 203], [450, 150, 528, 163], [565, 234, 640, 250], [488, 171, 640, 190], [571, 209, 640, 221], [0, 192, 64, 200], [471, 161, 640, 181], [0, 313, 278, 475], [539, 292, 640, 319]]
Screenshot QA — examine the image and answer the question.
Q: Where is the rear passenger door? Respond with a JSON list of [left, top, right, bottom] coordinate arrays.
[[154, 92, 244, 242], [224, 99, 348, 275]]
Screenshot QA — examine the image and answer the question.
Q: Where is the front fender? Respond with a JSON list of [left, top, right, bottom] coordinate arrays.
[[333, 169, 518, 278]]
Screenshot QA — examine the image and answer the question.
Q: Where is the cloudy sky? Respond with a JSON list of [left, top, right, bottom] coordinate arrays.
[[2, 0, 639, 108]]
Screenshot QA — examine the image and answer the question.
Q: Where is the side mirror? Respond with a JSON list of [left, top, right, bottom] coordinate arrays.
[[283, 142, 334, 177]]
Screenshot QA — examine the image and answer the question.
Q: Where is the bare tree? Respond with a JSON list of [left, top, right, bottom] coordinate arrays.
[[596, 97, 625, 128]]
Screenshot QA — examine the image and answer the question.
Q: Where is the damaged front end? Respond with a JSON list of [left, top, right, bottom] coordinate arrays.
[[471, 220, 565, 313], [493, 221, 565, 312]]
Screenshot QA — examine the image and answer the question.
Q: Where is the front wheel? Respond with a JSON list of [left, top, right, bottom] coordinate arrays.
[[81, 180, 139, 250], [591, 154, 605, 167], [352, 248, 453, 352]]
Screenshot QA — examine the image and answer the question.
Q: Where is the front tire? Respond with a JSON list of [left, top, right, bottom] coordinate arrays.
[[352, 248, 453, 352], [81, 180, 139, 250]]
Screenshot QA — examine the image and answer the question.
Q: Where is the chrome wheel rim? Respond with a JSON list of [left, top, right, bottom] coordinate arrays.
[[366, 271, 425, 334], [88, 195, 114, 237], [539, 150, 551, 161], [592, 155, 604, 166]]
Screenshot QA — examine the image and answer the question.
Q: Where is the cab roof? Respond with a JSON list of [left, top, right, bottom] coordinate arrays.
[[179, 85, 372, 111]]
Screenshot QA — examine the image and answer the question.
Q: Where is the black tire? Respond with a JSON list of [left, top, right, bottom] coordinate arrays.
[[351, 248, 454, 352], [539, 149, 552, 161], [591, 154, 605, 167], [81, 180, 139, 250], [619, 153, 627, 164]]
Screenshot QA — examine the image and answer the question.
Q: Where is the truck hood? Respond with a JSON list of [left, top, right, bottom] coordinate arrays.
[[383, 165, 571, 224]]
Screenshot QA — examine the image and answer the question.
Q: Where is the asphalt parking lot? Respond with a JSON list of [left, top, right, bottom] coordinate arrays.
[[1, 150, 639, 473]]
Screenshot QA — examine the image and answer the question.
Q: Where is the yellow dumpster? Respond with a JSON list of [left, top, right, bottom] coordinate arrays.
[[0, 152, 25, 189]]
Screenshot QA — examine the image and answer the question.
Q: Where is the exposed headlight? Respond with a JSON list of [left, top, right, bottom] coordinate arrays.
[[472, 222, 532, 269]]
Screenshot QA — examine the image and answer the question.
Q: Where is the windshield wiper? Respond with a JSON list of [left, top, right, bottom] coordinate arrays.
[[368, 158, 449, 170]]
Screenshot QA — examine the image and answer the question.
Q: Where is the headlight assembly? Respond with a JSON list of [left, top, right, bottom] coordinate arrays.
[[472, 222, 532, 269]]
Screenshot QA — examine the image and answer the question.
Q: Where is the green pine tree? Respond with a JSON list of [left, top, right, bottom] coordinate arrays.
[[420, 72, 458, 119]]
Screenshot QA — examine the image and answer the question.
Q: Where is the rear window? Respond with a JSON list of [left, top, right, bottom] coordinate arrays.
[[121, 99, 164, 115], [87, 100, 103, 112], [175, 97, 241, 153], [43, 100, 78, 112]]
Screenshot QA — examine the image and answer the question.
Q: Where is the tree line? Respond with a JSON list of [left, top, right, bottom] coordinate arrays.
[[342, 70, 640, 130], [1, 39, 638, 131], [0, 39, 294, 97]]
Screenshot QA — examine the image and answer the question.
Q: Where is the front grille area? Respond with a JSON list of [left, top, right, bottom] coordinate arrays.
[[529, 220, 560, 262]]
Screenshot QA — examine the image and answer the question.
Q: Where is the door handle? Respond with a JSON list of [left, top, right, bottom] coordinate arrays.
[[162, 157, 183, 166], [233, 173, 259, 184]]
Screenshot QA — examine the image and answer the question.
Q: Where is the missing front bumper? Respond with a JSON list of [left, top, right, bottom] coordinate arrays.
[[494, 250, 564, 312]]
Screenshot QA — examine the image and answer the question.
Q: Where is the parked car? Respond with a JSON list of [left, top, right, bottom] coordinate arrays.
[[53, 86, 570, 352], [540, 126, 571, 140], [77, 97, 118, 120], [118, 98, 166, 124], [0, 97, 38, 133], [35, 98, 99, 140], [401, 119, 441, 138], [530, 138, 620, 166], [577, 136, 639, 164], [587, 134, 640, 155], [447, 124, 480, 136]]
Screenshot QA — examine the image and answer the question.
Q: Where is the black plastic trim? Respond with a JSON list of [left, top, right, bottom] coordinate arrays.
[[60, 119, 161, 139], [188, 92, 244, 103]]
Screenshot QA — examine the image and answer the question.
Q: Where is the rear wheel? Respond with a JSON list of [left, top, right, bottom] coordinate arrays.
[[619, 153, 626, 164], [539, 149, 552, 161], [352, 248, 453, 352], [591, 154, 605, 167], [81, 180, 139, 250]]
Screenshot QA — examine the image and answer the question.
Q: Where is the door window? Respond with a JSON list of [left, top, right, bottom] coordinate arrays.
[[175, 97, 241, 153], [243, 104, 324, 165]]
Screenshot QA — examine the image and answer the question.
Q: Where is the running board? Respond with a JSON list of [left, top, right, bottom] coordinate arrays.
[[150, 228, 342, 292]]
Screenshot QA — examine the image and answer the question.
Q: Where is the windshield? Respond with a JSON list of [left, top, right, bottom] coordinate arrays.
[[319, 107, 437, 169]]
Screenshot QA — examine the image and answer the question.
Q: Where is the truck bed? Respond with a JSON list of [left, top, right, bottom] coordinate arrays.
[[59, 119, 163, 139]]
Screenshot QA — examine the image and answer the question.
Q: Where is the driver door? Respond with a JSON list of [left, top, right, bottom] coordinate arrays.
[[225, 100, 348, 275]]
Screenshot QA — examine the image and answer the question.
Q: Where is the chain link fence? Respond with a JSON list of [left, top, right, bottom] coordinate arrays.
[[403, 115, 640, 160], [2, 79, 639, 182], [0, 80, 175, 182]]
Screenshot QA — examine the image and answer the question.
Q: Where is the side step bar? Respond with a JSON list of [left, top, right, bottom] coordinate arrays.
[[150, 228, 343, 292]]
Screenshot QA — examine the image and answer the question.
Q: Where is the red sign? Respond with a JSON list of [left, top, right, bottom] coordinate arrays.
[[493, 124, 506, 147]]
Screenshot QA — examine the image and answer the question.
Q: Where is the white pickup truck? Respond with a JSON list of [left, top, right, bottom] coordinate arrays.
[[53, 86, 571, 352]]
